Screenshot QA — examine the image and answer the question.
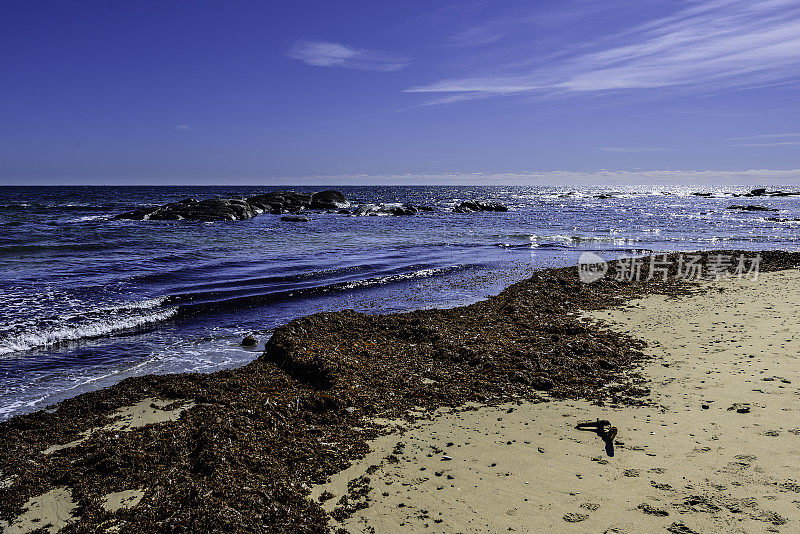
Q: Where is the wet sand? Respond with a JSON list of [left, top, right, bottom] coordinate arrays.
[[315, 269, 800, 533]]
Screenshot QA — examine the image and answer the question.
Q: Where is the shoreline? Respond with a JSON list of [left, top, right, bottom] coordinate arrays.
[[1, 251, 799, 532]]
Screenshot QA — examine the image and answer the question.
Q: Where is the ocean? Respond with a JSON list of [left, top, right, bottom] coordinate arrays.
[[1, 184, 798, 421]]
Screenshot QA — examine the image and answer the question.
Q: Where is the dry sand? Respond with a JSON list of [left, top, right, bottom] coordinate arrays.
[[0, 487, 76, 534], [313, 270, 800, 533]]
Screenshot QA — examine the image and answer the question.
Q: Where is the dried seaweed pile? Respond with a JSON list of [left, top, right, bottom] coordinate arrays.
[[1, 251, 798, 533]]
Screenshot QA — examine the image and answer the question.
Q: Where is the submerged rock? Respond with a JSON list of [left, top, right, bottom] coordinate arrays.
[[281, 215, 310, 222], [727, 205, 778, 212], [241, 334, 258, 347]]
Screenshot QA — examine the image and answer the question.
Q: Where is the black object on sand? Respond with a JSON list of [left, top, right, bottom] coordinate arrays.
[[576, 419, 618, 457]]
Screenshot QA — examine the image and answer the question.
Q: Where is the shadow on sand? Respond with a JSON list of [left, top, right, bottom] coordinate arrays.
[[576, 419, 618, 457]]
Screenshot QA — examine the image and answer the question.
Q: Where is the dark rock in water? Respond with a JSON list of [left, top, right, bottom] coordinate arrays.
[[595, 194, 613, 199], [281, 215, 310, 222], [337, 209, 351, 214], [387, 204, 417, 216], [743, 189, 800, 197], [353, 203, 381, 216], [692, 192, 714, 197], [727, 205, 777, 212], [241, 334, 258, 347], [247, 191, 313, 214], [117, 190, 351, 221], [353, 203, 417, 216], [310, 190, 350, 210], [417, 205, 435, 211], [247, 190, 350, 213], [454, 200, 508, 213], [115, 198, 258, 221]]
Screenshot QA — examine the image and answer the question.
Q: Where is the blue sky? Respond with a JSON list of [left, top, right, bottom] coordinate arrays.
[[2, 0, 800, 185]]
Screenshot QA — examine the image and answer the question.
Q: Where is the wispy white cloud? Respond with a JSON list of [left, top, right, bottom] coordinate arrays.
[[447, 25, 504, 47], [407, 0, 800, 102], [174, 124, 191, 130], [726, 132, 800, 141], [599, 146, 668, 152], [729, 141, 800, 147], [287, 40, 410, 72]]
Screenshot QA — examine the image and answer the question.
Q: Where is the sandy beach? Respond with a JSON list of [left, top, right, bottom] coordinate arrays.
[[314, 269, 800, 533]]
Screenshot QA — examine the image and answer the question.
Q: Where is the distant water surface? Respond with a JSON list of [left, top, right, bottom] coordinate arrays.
[[1, 185, 798, 420]]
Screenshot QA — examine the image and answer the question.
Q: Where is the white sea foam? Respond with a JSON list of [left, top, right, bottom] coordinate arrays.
[[0, 307, 178, 356], [339, 267, 444, 290], [527, 234, 635, 245], [72, 214, 111, 222], [0, 395, 48, 419]]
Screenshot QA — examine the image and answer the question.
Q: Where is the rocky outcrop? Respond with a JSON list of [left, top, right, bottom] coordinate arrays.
[[737, 189, 798, 198], [246, 191, 313, 214], [310, 190, 350, 210], [247, 190, 350, 213], [352, 203, 418, 216], [692, 189, 800, 198], [113, 190, 513, 221], [454, 200, 508, 213], [736, 188, 800, 197], [115, 198, 258, 221], [116, 190, 351, 221]]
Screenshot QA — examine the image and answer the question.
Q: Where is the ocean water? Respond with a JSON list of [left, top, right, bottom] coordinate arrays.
[[1, 184, 799, 421]]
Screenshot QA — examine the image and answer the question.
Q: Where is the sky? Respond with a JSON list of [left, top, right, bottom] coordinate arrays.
[[2, 0, 800, 185]]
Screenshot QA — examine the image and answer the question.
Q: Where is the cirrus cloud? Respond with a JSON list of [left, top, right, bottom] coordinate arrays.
[[287, 40, 411, 72], [406, 0, 800, 102]]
